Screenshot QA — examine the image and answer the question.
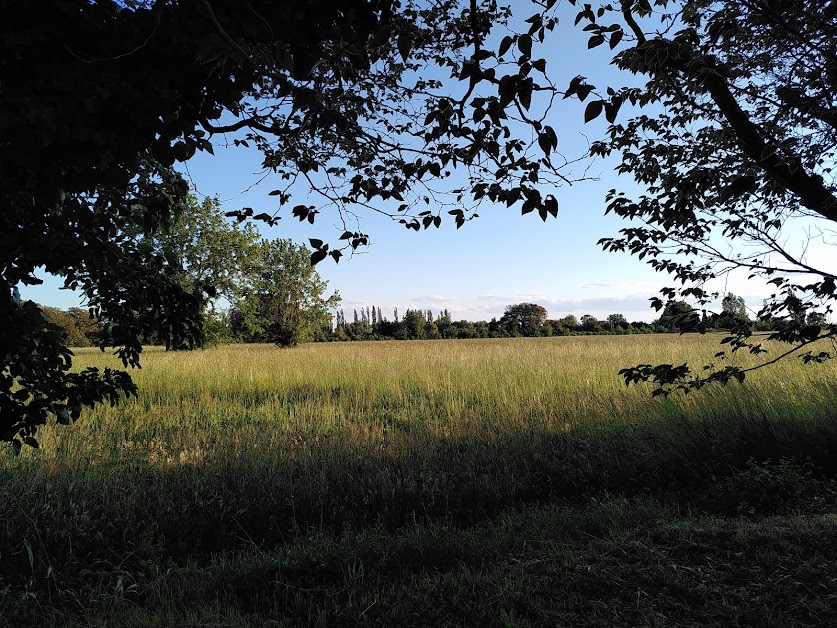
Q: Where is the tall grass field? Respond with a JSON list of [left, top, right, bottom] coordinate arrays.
[[3, 335, 837, 626]]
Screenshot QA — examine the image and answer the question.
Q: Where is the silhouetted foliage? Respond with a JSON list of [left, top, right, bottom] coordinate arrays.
[[571, 0, 837, 392]]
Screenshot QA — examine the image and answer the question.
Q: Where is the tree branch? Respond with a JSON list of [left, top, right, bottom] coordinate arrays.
[[700, 65, 837, 223]]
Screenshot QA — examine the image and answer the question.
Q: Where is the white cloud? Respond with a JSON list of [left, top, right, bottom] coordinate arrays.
[[411, 294, 457, 305], [457, 291, 662, 321]]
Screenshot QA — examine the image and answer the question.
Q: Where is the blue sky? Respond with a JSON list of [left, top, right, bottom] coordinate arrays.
[[25, 2, 791, 323]]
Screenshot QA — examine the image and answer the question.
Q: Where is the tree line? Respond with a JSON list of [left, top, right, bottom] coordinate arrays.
[[42, 293, 814, 348], [331, 304, 659, 341]]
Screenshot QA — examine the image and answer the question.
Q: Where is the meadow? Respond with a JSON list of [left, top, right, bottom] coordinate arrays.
[[3, 335, 837, 626]]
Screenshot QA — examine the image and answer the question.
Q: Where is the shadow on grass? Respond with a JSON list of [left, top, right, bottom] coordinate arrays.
[[3, 406, 837, 624]]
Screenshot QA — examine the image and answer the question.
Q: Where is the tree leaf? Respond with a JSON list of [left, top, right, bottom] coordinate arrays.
[[538, 133, 552, 156], [397, 32, 412, 61], [498, 75, 516, 109], [498, 35, 514, 57], [518, 85, 532, 110], [588, 34, 605, 49], [517, 34, 532, 57], [584, 100, 604, 123], [545, 195, 559, 218], [370, 24, 392, 48], [604, 96, 623, 123]]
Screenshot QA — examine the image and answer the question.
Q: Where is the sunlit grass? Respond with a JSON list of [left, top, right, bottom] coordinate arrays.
[[40, 335, 837, 465]]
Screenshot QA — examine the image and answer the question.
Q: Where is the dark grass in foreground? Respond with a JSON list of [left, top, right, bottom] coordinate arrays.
[[6, 436, 837, 626], [26, 486, 837, 626]]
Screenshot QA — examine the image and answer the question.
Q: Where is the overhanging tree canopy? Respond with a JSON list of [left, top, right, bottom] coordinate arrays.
[[568, 0, 837, 392]]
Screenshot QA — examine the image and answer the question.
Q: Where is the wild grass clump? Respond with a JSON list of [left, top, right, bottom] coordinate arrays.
[[1, 335, 836, 624]]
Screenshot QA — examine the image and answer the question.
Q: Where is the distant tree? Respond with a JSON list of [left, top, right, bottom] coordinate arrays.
[[807, 311, 828, 327], [138, 194, 261, 345], [434, 309, 452, 337], [715, 292, 750, 330], [657, 301, 699, 333], [500, 303, 548, 336], [785, 294, 807, 327], [488, 317, 503, 337], [231, 239, 340, 346], [203, 309, 236, 346], [607, 313, 628, 330], [39, 305, 101, 348], [559, 315, 579, 331], [630, 321, 652, 334], [148, 196, 259, 299], [402, 309, 428, 340], [346, 318, 372, 340], [391, 319, 409, 341], [579, 314, 599, 332], [69, 307, 104, 344], [721, 293, 748, 320], [425, 320, 441, 339]]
